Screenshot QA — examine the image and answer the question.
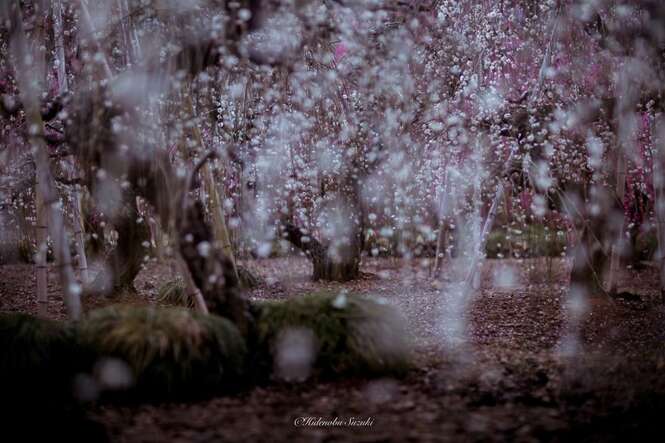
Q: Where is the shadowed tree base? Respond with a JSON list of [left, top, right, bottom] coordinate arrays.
[[88, 197, 151, 296], [312, 258, 360, 282], [282, 222, 361, 282], [570, 223, 608, 298]]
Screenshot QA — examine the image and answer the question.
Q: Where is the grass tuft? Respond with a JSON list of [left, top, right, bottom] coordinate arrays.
[[157, 278, 193, 308], [78, 305, 247, 398]]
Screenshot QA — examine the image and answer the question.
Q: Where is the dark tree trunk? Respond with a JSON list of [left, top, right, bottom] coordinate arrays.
[[570, 224, 607, 297], [312, 248, 361, 282], [177, 200, 253, 335], [282, 222, 362, 282], [567, 184, 611, 297], [82, 202, 105, 259], [89, 195, 151, 295], [64, 91, 252, 334], [108, 200, 151, 291]]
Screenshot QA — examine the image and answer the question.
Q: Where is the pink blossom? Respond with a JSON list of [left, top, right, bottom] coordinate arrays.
[[334, 43, 348, 63]]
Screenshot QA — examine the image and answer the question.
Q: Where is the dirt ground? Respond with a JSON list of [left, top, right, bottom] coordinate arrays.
[[1, 256, 664, 442]]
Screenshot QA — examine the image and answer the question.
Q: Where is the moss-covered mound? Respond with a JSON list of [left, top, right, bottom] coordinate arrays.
[[0, 313, 84, 400], [252, 293, 411, 380], [157, 278, 193, 308], [78, 305, 247, 398]]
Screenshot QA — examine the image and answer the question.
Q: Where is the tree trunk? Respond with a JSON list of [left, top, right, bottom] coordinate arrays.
[[433, 170, 451, 275], [65, 108, 249, 330], [34, 167, 49, 316], [183, 90, 240, 280], [658, 221, 665, 303], [70, 179, 89, 283], [10, 3, 81, 319], [177, 257, 208, 314], [653, 141, 665, 302], [52, 0, 68, 92], [465, 182, 505, 291], [110, 205, 150, 292], [57, 92, 90, 285], [607, 151, 626, 295], [203, 164, 240, 279], [84, 204, 106, 258], [282, 221, 361, 282], [312, 250, 361, 282], [281, 169, 363, 282], [570, 224, 607, 297], [54, 0, 90, 284], [178, 200, 251, 334], [91, 195, 151, 295], [433, 219, 450, 274], [567, 184, 608, 298]]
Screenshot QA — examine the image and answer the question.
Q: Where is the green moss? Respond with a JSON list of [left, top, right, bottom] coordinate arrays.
[[78, 305, 247, 398], [0, 313, 84, 400], [252, 292, 411, 380]]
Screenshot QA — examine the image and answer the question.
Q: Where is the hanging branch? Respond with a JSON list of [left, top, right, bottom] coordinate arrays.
[[78, 0, 114, 78], [530, 5, 561, 105]]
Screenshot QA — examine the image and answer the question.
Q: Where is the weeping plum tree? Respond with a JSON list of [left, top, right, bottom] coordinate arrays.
[[460, 1, 665, 302], [1, 0, 383, 329], [562, 1, 665, 299], [1, 0, 266, 328]]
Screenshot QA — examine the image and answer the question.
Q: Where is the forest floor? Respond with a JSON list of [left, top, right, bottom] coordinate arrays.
[[1, 256, 665, 442]]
